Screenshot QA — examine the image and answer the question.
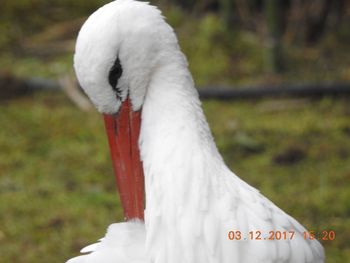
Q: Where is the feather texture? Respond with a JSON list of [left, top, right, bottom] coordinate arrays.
[[69, 0, 325, 262]]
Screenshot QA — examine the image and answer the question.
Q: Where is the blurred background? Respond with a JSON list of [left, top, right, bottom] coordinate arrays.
[[0, 0, 349, 262]]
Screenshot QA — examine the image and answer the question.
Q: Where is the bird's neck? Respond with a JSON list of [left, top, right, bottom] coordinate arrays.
[[140, 52, 224, 186], [139, 51, 227, 254]]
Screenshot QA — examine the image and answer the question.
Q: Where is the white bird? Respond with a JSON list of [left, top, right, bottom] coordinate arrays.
[[68, 0, 325, 262]]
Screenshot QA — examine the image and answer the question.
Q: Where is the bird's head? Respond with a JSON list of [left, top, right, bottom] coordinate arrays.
[[74, 0, 180, 220], [74, 0, 177, 113]]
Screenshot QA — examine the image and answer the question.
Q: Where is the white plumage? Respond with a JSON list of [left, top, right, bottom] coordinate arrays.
[[69, 0, 325, 262]]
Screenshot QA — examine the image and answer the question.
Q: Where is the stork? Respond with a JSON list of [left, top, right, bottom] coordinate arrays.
[[67, 0, 325, 262]]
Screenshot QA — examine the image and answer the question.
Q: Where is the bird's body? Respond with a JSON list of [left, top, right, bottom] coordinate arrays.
[[68, 1, 325, 262]]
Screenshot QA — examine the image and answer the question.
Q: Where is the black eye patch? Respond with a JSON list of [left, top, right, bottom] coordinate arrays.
[[108, 57, 123, 97]]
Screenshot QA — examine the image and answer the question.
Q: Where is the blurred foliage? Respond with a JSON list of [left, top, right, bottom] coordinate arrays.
[[164, 0, 350, 44], [1, 0, 349, 85], [0, 0, 109, 49]]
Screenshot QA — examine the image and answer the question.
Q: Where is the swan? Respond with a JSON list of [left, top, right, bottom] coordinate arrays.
[[67, 0, 325, 262]]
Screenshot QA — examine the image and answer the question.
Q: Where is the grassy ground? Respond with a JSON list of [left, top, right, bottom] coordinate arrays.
[[0, 92, 349, 262]]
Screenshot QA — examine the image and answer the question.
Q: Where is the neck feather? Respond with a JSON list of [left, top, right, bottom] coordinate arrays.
[[139, 50, 228, 258], [140, 51, 224, 192]]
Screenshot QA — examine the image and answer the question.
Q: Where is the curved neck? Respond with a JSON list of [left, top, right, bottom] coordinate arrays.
[[138, 52, 226, 260], [139, 50, 224, 211], [140, 55, 221, 170]]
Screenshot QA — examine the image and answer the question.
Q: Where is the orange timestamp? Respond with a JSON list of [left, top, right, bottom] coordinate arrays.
[[227, 230, 336, 241]]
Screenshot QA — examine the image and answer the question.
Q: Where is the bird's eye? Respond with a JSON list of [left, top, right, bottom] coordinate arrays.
[[108, 57, 123, 91]]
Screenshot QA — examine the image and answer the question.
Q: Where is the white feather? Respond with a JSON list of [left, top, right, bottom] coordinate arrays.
[[69, 0, 325, 262]]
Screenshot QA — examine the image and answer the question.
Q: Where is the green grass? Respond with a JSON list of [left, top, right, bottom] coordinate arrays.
[[0, 92, 349, 262]]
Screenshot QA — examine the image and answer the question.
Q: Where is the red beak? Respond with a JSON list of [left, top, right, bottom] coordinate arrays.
[[103, 98, 144, 221]]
